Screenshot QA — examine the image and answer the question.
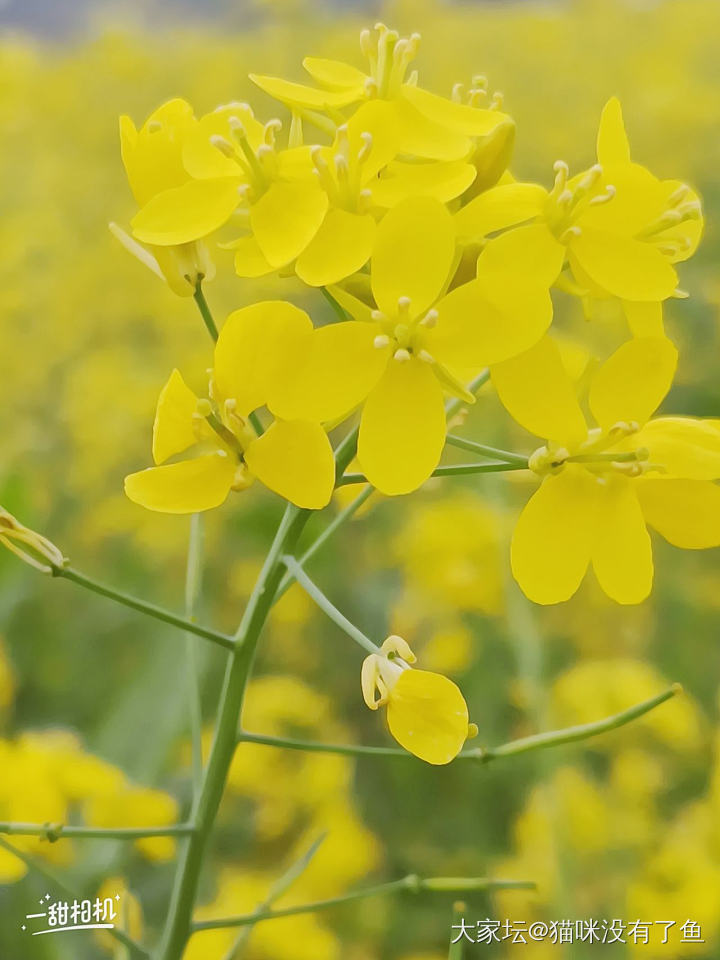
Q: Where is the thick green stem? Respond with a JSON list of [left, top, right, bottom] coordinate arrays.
[[448, 901, 467, 960], [157, 505, 310, 960], [236, 685, 680, 762], [192, 875, 535, 932], [185, 514, 205, 797], [50, 565, 234, 651], [193, 281, 219, 341], [0, 823, 195, 841], [445, 434, 529, 467], [337, 461, 526, 486]]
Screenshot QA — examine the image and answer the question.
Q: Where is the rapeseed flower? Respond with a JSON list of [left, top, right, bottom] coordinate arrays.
[[361, 635, 475, 764], [124, 302, 335, 512], [271, 196, 556, 494], [493, 335, 720, 604]]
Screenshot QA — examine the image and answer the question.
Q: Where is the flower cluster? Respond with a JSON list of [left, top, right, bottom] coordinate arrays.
[[114, 21, 717, 761]]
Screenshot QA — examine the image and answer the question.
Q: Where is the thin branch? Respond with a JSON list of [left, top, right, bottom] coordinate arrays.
[[275, 485, 373, 601], [320, 287, 350, 322], [0, 823, 196, 841], [192, 874, 535, 932], [281, 555, 378, 655], [445, 435, 529, 468], [0, 836, 150, 959], [337, 461, 526, 486], [193, 280, 219, 341], [50, 565, 235, 651], [237, 685, 681, 762]]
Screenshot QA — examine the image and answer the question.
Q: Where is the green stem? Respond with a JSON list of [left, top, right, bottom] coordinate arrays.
[[193, 281, 219, 341], [445, 435, 529, 468], [320, 286, 349, 322], [0, 823, 195, 841], [248, 410, 265, 437], [337, 461, 526, 486], [0, 836, 150, 959], [448, 901, 467, 960], [185, 514, 205, 798], [333, 424, 360, 479], [281, 555, 379, 655], [50, 565, 235, 651], [192, 875, 535, 932], [236, 685, 680, 761], [275, 485, 373, 601], [445, 369, 490, 418], [157, 504, 310, 960]]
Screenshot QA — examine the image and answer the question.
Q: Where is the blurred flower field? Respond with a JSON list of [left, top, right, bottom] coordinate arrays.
[[1, 0, 720, 957]]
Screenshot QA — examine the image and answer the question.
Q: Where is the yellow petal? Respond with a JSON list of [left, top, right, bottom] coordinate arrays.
[[132, 178, 241, 246], [124, 454, 235, 514], [249, 73, 357, 110], [428, 277, 550, 376], [270, 321, 388, 423], [295, 210, 375, 286], [371, 159, 476, 208], [577, 164, 665, 236], [182, 103, 265, 179], [401, 84, 510, 138], [393, 99, 472, 162], [214, 301, 313, 417], [655, 179, 703, 264], [476, 223, 565, 290], [633, 417, 720, 480], [623, 301, 664, 338], [637, 478, 720, 548], [569, 227, 677, 302], [596, 97, 631, 167], [454, 182, 546, 242], [302, 57, 368, 91], [511, 466, 599, 605], [152, 369, 199, 465], [233, 236, 275, 278], [358, 357, 446, 495], [592, 478, 652, 604], [589, 337, 677, 430], [245, 420, 334, 510], [346, 101, 399, 181], [371, 196, 455, 318], [491, 336, 587, 445], [386, 669, 469, 765], [250, 179, 328, 268], [120, 99, 196, 206]]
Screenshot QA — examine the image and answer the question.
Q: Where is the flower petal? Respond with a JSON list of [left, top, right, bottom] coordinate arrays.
[[371, 196, 455, 318], [589, 337, 677, 430], [124, 454, 235, 514], [249, 73, 358, 110], [476, 223, 565, 290], [592, 478, 653, 604], [393, 99, 472, 161], [623, 301, 665, 338], [152, 369, 199, 465], [371, 159, 476, 207], [245, 419, 334, 510], [569, 227, 677, 302], [271, 321, 389, 423], [358, 357, 446, 495], [401, 84, 510, 137], [596, 97, 631, 167], [132, 178, 242, 246], [250, 179, 328, 268], [182, 103, 265, 179], [214, 301, 313, 417], [302, 57, 368, 91], [233, 236, 275, 278], [633, 417, 720, 480], [491, 336, 587, 445], [512, 466, 598, 604], [295, 210, 375, 286], [454, 182, 547, 242], [637, 478, 720, 548], [386, 669, 469, 765], [120, 99, 196, 206]]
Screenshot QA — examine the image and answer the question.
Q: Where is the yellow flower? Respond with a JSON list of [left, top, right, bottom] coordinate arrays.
[[361, 635, 474, 764], [493, 334, 720, 604], [270, 195, 557, 495], [456, 98, 703, 333], [124, 302, 335, 513], [117, 99, 235, 295], [251, 23, 510, 161]]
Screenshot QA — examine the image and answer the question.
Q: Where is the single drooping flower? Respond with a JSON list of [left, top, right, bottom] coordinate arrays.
[[116, 99, 240, 295], [124, 303, 335, 513], [268, 195, 559, 495], [492, 334, 720, 605], [361, 635, 476, 764], [455, 97, 703, 336], [251, 23, 511, 162]]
